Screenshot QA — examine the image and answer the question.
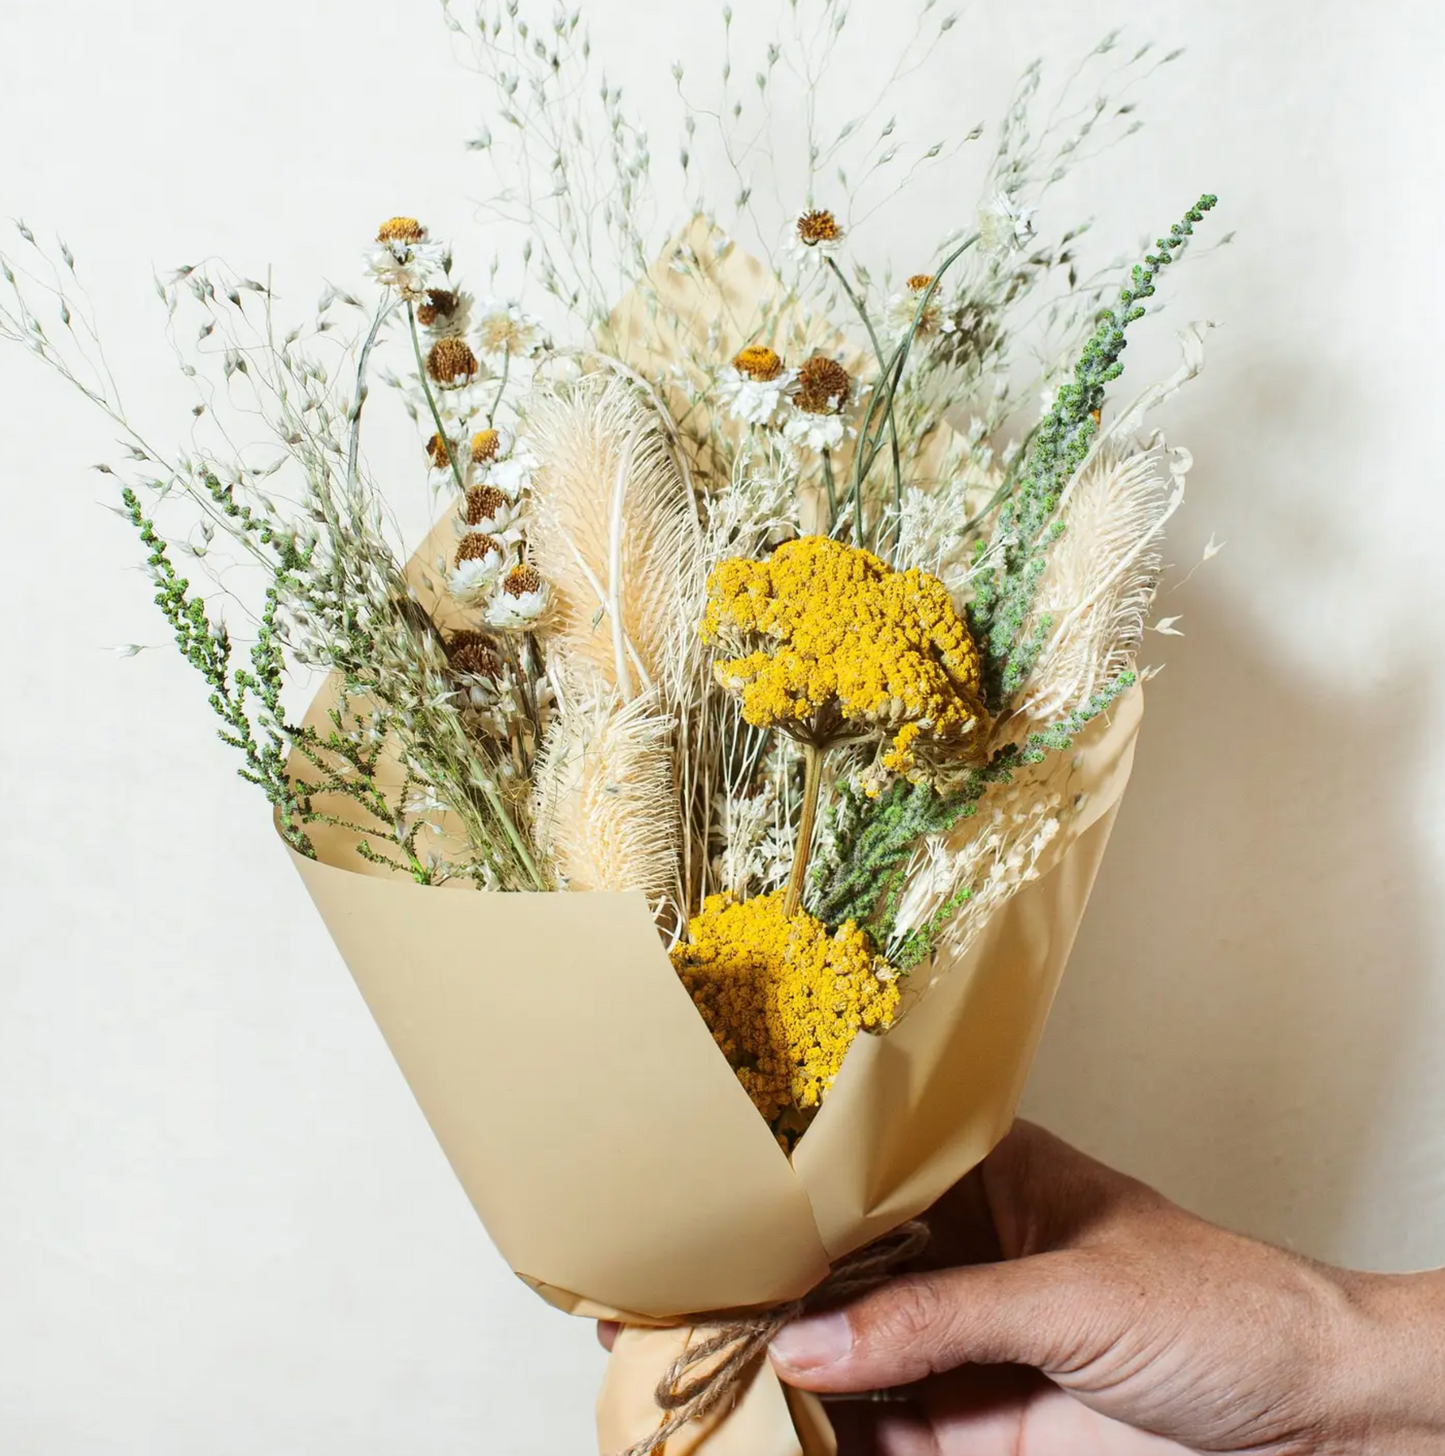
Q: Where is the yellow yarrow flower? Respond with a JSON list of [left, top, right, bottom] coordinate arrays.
[[700, 536, 988, 779], [672, 891, 900, 1123]]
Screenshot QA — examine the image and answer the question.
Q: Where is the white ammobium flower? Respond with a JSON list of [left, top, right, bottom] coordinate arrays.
[[366, 217, 449, 299], [885, 273, 944, 337], [782, 409, 847, 452], [788, 207, 846, 262], [476, 298, 544, 361], [463, 482, 524, 536], [978, 191, 1037, 256], [485, 565, 550, 629], [432, 376, 493, 425], [447, 533, 508, 603], [719, 343, 795, 429], [486, 444, 538, 499], [718, 366, 794, 427], [783, 354, 851, 450], [415, 286, 474, 339]]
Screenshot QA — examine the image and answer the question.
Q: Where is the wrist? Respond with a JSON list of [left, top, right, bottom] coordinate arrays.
[[1322, 1268, 1445, 1454]]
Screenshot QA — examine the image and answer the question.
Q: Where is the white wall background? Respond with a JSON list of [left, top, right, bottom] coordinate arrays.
[[2, 0, 1443, 1451]]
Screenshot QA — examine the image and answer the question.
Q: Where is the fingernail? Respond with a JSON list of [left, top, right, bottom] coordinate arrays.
[[770, 1312, 853, 1372]]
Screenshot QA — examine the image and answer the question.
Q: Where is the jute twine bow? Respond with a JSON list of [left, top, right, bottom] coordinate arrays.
[[617, 1220, 931, 1456]]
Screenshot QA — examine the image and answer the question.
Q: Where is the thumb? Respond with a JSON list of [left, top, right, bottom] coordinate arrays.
[[769, 1251, 1113, 1392]]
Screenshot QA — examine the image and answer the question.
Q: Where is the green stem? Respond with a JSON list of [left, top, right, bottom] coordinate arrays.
[[821, 445, 839, 529], [347, 296, 397, 493], [851, 234, 980, 508], [487, 345, 512, 428], [482, 780, 546, 890], [826, 256, 902, 550], [407, 302, 468, 495], [784, 743, 826, 919]]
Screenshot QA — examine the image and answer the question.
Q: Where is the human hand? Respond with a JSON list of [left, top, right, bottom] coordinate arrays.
[[764, 1122, 1445, 1455]]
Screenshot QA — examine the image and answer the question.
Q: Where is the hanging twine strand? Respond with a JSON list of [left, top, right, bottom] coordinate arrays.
[[616, 1220, 930, 1456]]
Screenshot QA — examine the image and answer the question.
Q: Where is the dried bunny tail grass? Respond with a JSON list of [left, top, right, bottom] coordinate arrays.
[[531, 690, 684, 921], [526, 374, 703, 707], [1017, 438, 1189, 723]]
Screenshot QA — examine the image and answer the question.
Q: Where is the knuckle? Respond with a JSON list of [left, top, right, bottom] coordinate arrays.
[[857, 1276, 955, 1377]]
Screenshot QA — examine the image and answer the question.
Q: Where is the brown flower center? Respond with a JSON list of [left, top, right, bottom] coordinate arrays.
[[795, 355, 852, 415], [503, 564, 542, 597], [906, 273, 935, 292], [425, 433, 454, 470], [470, 427, 502, 462], [448, 630, 502, 679], [427, 336, 478, 386], [465, 484, 510, 525], [376, 216, 426, 244], [455, 533, 502, 566], [416, 288, 459, 327], [796, 209, 841, 246]]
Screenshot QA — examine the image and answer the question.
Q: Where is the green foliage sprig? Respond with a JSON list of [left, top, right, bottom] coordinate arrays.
[[810, 670, 1137, 934], [124, 486, 315, 855], [123, 487, 450, 882], [969, 195, 1218, 709]]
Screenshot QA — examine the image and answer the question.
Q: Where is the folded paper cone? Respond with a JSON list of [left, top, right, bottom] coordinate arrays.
[[287, 653, 1141, 1453]]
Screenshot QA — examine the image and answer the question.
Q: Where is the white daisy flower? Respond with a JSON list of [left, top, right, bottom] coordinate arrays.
[[432, 376, 494, 426], [485, 566, 550, 629], [718, 365, 794, 428], [463, 483, 524, 535], [476, 298, 544, 361], [467, 425, 512, 466], [416, 286, 473, 339], [486, 446, 538, 499], [447, 533, 508, 604], [978, 192, 1037, 256], [885, 274, 944, 338], [783, 409, 848, 452], [788, 207, 846, 264], [367, 219, 449, 299]]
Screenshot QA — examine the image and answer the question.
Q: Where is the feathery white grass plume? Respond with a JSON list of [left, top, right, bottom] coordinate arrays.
[[531, 691, 683, 917], [525, 374, 702, 705], [1019, 437, 1190, 722]]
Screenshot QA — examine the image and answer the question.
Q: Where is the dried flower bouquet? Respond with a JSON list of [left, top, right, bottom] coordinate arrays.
[[3, 5, 1223, 1452]]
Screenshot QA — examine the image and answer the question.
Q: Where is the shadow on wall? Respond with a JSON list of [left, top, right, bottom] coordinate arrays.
[[1021, 583, 1430, 1269]]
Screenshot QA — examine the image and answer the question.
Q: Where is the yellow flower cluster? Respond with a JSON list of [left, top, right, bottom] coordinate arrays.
[[701, 536, 987, 778], [672, 892, 900, 1123]]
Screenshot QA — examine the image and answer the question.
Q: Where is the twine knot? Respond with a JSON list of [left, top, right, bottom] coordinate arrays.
[[616, 1220, 930, 1456]]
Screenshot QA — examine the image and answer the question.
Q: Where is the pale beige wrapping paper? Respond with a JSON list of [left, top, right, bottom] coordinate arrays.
[[288, 682, 1140, 1454]]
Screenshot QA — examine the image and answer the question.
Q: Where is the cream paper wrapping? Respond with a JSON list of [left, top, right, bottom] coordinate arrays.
[[289, 685, 1139, 1455], [285, 217, 1144, 1453]]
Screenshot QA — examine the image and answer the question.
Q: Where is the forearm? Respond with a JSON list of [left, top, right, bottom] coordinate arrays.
[[1329, 1267, 1445, 1453]]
